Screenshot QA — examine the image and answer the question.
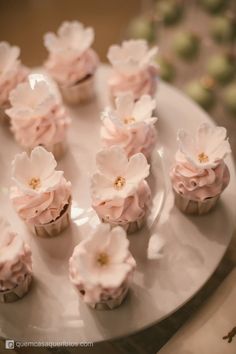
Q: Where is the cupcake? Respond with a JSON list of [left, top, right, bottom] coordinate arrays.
[[91, 146, 151, 233], [101, 92, 158, 159], [0, 218, 32, 303], [44, 21, 99, 105], [6, 81, 71, 160], [10, 146, 72, 238], [0, 42, 28, 124], [69, 223, 136, 310], [107, 39, 158, 102], [170, 123, 231, 215]]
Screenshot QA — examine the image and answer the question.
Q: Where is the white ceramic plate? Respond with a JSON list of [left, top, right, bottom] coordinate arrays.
[[0, 66, 235, 343]]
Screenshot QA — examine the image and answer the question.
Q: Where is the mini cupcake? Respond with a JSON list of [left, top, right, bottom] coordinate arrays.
[[91, 146, 151, 233], [0, 218, 32, 303], [107, 39, 158, 102], [10, 146, 72, 238], [6, 81, 71, 160], [44, 21, 99, 105], [170, 123, 231, 215], [101, 92, 158, 159], [69, 223, 136, 310], [0, 42, 28, 124]]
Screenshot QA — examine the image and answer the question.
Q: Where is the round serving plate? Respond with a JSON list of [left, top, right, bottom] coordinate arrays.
[[0, 66, 235, 343]]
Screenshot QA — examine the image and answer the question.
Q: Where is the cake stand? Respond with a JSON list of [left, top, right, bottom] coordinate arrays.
[[0, 66, 235, 343]]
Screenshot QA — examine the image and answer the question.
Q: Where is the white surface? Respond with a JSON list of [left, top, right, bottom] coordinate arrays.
[[0, 66, 235, 343]]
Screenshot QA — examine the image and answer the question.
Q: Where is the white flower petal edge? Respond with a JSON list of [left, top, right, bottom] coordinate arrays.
[[12, 146, 63, 195], [71, 223, 134, 288], [102, 92, 158, 127], [44, 21, 94, 55], [177, 123, 231, 169], [0, 41, 20, 79], [107, 39, 158, 75], [91, 146, 150, 201]]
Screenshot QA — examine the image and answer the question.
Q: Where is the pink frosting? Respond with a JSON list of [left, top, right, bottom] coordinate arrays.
[[9, 104, 70, 149], [109, 65, 158, 101], [170, 160, 230, 202], [0, 230, 32, 291], [69, 252, 135, 304], [101, 119, 157, 159], [0, 65, 28, 107], [44, 48, 99, 86], [10, 177, 71, 225], [92, 180, 151, 225]]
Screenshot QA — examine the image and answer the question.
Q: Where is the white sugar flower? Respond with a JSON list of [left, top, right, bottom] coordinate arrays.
[[177, 123, 231, 169], [91, 146, 150, 201], [6, 81, 56, 119], [44, 21, 94, 57], [0, 41, 20, 82], [12, 146, 63, 195], [72, 223, 133, 287], [102, 93, 158, 126], [107, 39, 158, 75]]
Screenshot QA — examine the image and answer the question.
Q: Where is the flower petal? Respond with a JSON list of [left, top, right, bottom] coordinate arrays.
[[96, 146, 128, 179], [30, 146, 57, 180], [177, 129, 197, 165], [115, 93, 134, 121], [125, 153, 150, 183], [98, 263, 131, 288], [12, 151, 32, 187], [132, 94, 157, 123], [108, 226, 129, 263], [91, 173, 115, 200]]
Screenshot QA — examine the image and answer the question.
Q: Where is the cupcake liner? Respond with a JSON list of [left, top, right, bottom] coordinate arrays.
[[0, 273, 32, 303], [89, 286, 129, 311], [59, 75, 95, 105], [174, 190, 220, 215], [29, 197, 71, 238], [101, 215, 146, 234]]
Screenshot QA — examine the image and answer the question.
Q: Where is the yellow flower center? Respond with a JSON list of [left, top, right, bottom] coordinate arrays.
[[114, 176, 126, 190], [198, 152, 209, 163], [29, 177, 41, 190], [97, 252, 109, 266], [123, 116, 135, 125]]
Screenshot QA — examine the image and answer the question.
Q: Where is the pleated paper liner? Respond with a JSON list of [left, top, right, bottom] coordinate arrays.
[[0, 273, 32, 303]]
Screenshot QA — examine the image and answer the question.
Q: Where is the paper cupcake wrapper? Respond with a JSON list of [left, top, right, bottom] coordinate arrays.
[[88, 286, 129, 311], [28, 198, 71, 238], [174, 190, 220, 215], [100, 215, 145, 234], [59, 75, 95, 105], [0, 273, 32, 303]]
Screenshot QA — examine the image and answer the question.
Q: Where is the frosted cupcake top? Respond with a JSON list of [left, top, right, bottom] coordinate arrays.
[[107, 39, 158, 76], [0, 42, 28, 106], [91, 145, 150, 202], [69, 223, 136, 303], [44, 21, 99, 85], [107, 40, 158, 99], [101, 93, 157, 157], [0, 218, 32, 291], [6, 81, 70, 149], [171, 123, 231, 201], [10, 147, 71, 225]]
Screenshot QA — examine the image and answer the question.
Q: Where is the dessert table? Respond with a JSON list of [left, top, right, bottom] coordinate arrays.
[[0, 66, 235, 346]]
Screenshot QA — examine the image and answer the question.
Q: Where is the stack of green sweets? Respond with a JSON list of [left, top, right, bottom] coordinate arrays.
[[127, 0, 236, 115]]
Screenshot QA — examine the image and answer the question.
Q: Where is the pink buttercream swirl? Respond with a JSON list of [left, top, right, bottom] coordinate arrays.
[[170, 160, 230, 202], [93, 180, 151, 225], [10, 177, 71, 225], [44, 48, 99, 87], [0, 229, 32, 291], [69, 252, 135, 305], [101, 119, 157, 159], [109, 65, 158, 101], [9, 104, 70, 149], [0, 65, 28, 107]]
